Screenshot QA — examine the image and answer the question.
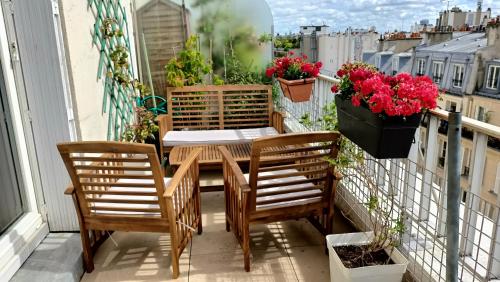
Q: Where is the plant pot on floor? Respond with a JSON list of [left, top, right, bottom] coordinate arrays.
[[326, 232, 408, 282], [335, 95, 421, 159], [277, 77, 315, 102]]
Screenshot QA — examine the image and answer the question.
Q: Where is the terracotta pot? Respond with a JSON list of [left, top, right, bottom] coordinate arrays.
[[277, 77, 315, 102]]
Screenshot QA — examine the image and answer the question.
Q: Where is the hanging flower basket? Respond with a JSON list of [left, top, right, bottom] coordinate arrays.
[[277, 77, 315, 102], [335, 95, 421, 159], [331, 62, 439, 159], [266, 51, 322, 103]]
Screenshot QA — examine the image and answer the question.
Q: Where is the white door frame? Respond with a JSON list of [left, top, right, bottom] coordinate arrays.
[[0, 2, 49, 281]]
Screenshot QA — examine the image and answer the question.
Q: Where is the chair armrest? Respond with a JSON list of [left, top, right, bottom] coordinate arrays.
[[163, 148, 202, 198], [156, 114, 172, 158], [64, 185, 75, 195], [271, 111, 285, 134], [156, 114, 171, 139], [218, 146, 250, 193]]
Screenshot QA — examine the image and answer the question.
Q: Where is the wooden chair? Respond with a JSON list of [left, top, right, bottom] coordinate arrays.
[[219, 132, 341, 271], [57, 142, 202, 279]]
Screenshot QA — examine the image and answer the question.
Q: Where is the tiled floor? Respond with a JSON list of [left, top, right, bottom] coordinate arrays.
[[82, 191, 355, 282]]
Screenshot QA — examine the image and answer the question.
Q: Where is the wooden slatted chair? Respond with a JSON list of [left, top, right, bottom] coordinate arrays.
[[57, 142, 202, 279], [219, 132, 341, 271]]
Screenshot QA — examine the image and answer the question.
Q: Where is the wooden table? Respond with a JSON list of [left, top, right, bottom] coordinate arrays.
[[169, 143, 252, 170]]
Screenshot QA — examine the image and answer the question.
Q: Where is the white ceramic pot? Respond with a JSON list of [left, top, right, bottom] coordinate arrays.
[[326, 232, 408, 282]]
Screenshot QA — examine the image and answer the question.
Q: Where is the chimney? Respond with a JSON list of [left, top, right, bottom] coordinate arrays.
[[377, 34, 384, 52], [475, 0, 483, 26], [421, 31, 453, 46], [486, 18, 500, 46]]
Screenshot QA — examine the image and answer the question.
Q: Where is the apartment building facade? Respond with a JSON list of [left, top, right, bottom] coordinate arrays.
[[412, 25, 500, 205]]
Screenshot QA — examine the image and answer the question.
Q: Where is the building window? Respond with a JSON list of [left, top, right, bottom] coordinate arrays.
[[392, 57, 399, 75], [486, 65, 500, 90], [446, 101, 457, 112], [438, 141, 447, 168], [452, 64, 464, 88], [492, 162, 500, 195], [417, 59, 426, 76], [461, 148, 470, 177], [432, 61, 444, 84]]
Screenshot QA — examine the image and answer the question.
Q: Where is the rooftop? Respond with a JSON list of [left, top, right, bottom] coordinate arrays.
[[419, 32, 487, 53]]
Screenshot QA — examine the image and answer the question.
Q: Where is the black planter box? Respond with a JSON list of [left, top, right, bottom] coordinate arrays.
[[335, 95, 421, 159]]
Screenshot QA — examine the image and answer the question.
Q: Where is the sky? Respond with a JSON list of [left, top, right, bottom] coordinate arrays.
[[265, 0, 500, 34]]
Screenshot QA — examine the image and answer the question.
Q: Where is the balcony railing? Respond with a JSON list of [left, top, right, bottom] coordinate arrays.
[[276, 74, 500, 282]]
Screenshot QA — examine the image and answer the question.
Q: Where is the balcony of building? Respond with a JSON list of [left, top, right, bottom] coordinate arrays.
[[1, 1, 500, 282]]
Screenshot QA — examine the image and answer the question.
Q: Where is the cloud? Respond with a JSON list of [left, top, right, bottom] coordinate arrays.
[[265, 0, 500, 34]]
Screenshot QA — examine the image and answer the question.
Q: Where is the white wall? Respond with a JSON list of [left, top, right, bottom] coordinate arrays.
[[318, 32, 378, 75], [60, 0, 137, 141]]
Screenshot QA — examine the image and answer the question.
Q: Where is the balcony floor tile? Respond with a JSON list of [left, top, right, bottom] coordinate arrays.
[[81, 191, 356, 281]]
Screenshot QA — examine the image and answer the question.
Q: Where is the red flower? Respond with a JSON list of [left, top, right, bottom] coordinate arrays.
[[351, 95, 361, 107], [267, 52, 323, 80], [331, 85, 339, 93], [334, 63, 439, 117], [301, 63, 314, 74], [265, 67, 276, 78]]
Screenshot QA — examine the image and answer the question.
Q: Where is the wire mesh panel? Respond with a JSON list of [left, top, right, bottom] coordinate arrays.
[[89, 0, 135, 140], [277, 75, 500, 281]]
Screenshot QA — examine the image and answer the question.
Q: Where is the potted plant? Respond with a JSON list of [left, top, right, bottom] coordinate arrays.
[[266, 51, 322, 102], [315, 101, 408, 282], [325, 157, 409, 282], [331, 62, 439, 159], [122, 106, 160, 159]]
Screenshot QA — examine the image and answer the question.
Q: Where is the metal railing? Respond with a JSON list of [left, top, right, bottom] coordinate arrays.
[[276, 74, 500, 281]]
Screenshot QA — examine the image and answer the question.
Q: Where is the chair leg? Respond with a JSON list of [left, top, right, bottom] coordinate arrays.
[[197, 189, 203, 235], [326, 206, 335, 235], [170, 242, 180, 279], [243, 224, 250, 272], [226, 219, 231, 232], [80, 227, 94, 273]]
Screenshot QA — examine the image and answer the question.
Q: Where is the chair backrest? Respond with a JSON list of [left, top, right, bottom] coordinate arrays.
[[247, 132, 340, 212], [166, 85, 273, 131], [57, 142, 168, 219]]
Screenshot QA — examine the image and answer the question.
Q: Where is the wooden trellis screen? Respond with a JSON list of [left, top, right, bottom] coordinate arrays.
[[89, 0, 135, 140]]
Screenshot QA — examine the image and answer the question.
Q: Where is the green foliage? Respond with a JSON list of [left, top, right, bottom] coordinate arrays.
[[272, 84, 281, 109], [165, 35, 212, 87], [274, 36, 300, 51], [283, 62, 303, 80], [213, 74, 224, 86], [299, 113, 313, 128], [224, 54, 268, 85], [194, 0, 268, 82], [122, 107, 159, 143], [101, 18, 123, 39], [258, 33, 273, 44]]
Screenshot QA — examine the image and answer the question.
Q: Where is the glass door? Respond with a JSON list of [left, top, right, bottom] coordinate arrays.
[[0, 64, 23, 234]]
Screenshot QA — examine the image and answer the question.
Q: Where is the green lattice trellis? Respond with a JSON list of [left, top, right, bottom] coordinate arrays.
[[89, 0, 135, 141]]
